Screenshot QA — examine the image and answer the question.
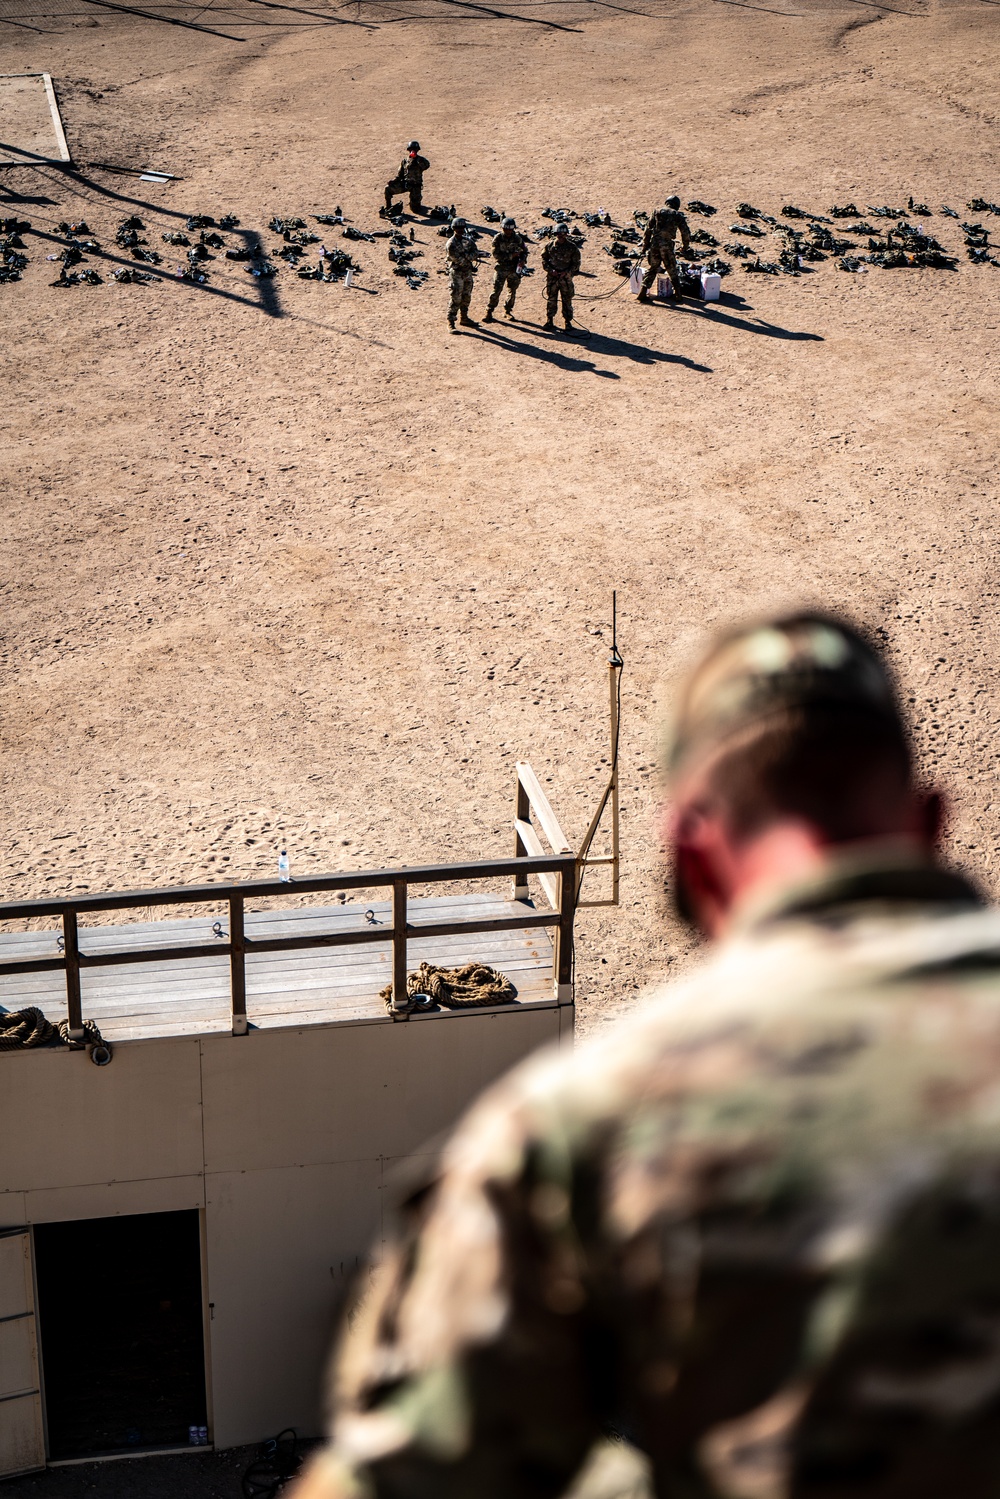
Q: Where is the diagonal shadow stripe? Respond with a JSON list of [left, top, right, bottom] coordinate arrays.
[[78, 0, 248, 36]]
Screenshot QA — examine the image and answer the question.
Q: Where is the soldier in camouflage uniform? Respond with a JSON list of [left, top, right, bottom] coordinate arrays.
[[293, 612, 1000, 1499], [484, 217, 528, 322], [382, 141, 430, 216], [542, 221, 581, 331], [445, 218, 479, 332], [639, 193, 691, 302]]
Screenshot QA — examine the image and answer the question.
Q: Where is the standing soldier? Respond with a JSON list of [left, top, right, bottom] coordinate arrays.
[[541, 221, 580, 332], [445, 218, 479, 333], [381, 141, 430, 217], [638, 192, 691, 302], [483, 217, 528, 323]]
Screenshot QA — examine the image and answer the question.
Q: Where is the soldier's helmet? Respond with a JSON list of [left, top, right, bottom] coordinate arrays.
[[502, 217, 517, 229], [555, 222, 570, 235], [665, 195, 681, 209], [407, 140, 420, 151], [451, 217, 467, 231]]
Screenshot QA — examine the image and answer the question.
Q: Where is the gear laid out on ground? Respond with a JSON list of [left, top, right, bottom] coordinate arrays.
[[3, 188, 998, 304]]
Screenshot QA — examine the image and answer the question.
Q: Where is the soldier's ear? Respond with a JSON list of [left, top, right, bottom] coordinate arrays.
[[918, 788, 946, 849]]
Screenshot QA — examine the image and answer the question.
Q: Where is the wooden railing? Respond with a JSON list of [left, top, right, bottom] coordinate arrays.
[[0, 853, 577, 1039]]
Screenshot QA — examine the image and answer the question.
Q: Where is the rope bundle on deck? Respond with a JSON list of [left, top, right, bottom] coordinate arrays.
[[380, 962, 516, 1014], [0, 1006, 112, 1063]]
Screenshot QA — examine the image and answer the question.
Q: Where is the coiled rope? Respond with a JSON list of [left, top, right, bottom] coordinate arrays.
[[0, 1006, 112, 1063], [380, 961, 516, 1014]]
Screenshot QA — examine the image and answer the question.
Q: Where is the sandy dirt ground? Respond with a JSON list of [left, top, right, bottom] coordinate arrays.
[[1, 0, 999, 1048]]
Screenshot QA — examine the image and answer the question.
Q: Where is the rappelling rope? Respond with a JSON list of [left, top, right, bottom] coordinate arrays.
[[574, 273, 634, 303], [0, 1006, 112, 1063], [380, 961, 516, 1014]]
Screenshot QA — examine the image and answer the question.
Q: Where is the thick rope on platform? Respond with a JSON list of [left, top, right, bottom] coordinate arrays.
[[380, 961, 517, 1013], [0, 1006, 112, 1062]]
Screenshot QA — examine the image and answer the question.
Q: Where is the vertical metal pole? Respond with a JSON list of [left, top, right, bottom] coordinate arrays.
[[392, 880, 408, 1012], [514, 769, 530, 901], [609, 652, 621, 907], [554, 854, 575, 1005], [63, 908, 83, 1041], [230, 895, 247, 1036]]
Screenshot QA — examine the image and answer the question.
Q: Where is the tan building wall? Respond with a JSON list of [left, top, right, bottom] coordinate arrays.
[[1, 1004, 571, 1449]]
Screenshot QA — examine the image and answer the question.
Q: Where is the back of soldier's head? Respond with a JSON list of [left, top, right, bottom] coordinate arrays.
[[665, 195, 681, 210], [666, 613, 914, 844]]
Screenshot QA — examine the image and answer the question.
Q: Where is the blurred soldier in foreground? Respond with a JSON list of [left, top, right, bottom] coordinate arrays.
[[639, 193, 691, 303], [484, 217, 528, 322], [382, 140, 430, 217], [542, 221, 581, 332], [445, 218, 479, 332], [292, 612, 1000, 1499]]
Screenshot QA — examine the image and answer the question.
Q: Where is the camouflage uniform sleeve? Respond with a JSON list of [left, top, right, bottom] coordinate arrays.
[[570, 243, 581, 275], [308, 1083, 618, 1499], [679, 213, 691, 252]]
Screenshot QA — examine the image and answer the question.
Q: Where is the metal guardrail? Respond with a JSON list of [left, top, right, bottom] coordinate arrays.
[[0, 853, 578, 1040]]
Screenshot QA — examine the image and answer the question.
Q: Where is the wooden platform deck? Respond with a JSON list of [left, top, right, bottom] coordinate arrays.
[[0, 895, 556, 1044]]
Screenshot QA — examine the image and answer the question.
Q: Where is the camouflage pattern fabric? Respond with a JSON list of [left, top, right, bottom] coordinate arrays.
[[542, 237, 581, 321], [642, 207, 691, 296], [488, 230, 528, 313], [308, 853, 1000, 1499], [446, 233, 478, 321], [385, 153, 430, 212]]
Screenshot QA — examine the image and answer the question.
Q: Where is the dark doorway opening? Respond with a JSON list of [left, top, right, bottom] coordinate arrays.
[[34, 1210, 207, 1460]]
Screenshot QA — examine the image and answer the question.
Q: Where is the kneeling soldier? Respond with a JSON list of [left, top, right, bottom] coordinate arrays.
[[484, 217, 527, 322], [639, 193, 691, 302], [383, 141, 430, 216], [446, 218, 479, 332], [541, 222, 580, 332]]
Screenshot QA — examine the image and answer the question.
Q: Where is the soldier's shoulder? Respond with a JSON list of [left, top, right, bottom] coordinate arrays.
[[443, 902, 1000, 1185]]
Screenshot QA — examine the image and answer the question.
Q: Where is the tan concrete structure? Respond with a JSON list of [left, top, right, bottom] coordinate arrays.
[[1, 997, 570, 1467]]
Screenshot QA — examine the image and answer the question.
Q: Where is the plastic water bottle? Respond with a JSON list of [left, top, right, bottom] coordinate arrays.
[[278, 849, 290, 883]]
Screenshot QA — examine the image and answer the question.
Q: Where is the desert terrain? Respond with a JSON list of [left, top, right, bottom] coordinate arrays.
[[1, 0, 999, 1032]]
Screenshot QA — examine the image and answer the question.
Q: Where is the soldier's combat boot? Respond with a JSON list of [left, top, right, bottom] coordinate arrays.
[[636, 289, 650, 304], [459, 313, 478, 327], [564, 319, 574, 331], [504, 300, 515, 318], [448, 317, 457, 333], [543, 319, 555, 330], [483, 308, 495, 323]]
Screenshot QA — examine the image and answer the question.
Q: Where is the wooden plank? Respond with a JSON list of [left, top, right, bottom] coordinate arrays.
[[0, 855, 572, 922], [41, 74, 71, 164], [514, 822, 560, 910], [516, 763, 572, 853]]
